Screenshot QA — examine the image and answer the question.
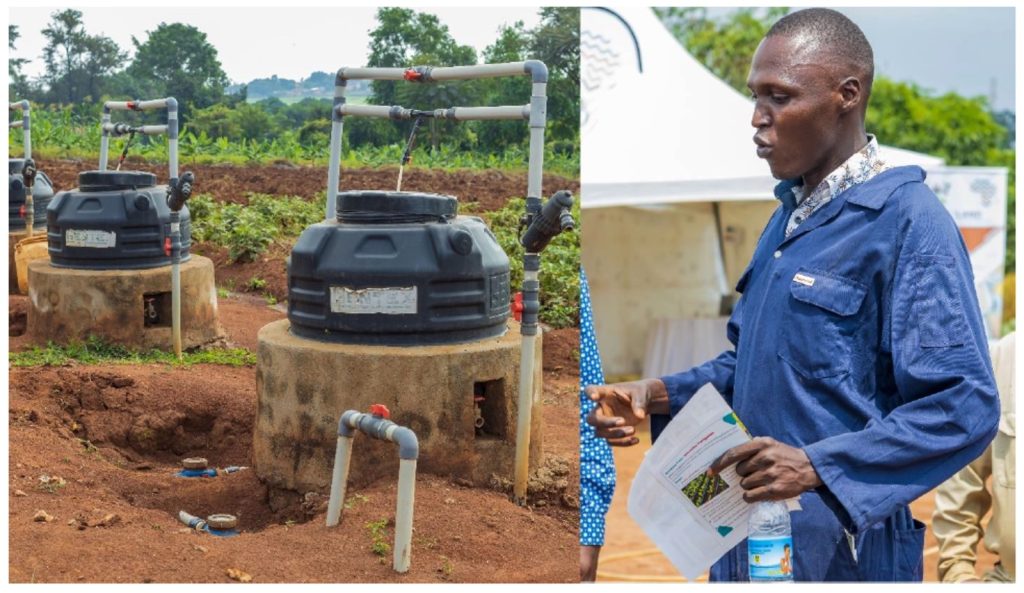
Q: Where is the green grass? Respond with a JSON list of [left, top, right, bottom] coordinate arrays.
[[10, 336, 256, 368]]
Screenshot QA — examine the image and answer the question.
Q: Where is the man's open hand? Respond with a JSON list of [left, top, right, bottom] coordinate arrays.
[[709, 436, 822, 502], [584, 379, 670, 446]]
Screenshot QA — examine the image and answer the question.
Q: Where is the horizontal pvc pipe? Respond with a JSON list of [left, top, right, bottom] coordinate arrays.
[[444, 105, 528, 121], [338, 67, 407, 81], [337, 104, 527, 121], [337, 104, 395, 119], [104, 98, 172, 111], [102, 123, 168, 136], [428, 62, 528, 81], [10, 121, 23, 128]]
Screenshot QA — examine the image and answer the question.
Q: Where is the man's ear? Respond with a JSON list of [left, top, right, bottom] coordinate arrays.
[[838, 76, 863, 114]]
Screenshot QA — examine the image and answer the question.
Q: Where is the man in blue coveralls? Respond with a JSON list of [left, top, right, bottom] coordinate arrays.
[[586, 8, 999, 582]]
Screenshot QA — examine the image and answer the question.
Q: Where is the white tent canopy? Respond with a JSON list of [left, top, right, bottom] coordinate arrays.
[[581, 6, 945, 208]]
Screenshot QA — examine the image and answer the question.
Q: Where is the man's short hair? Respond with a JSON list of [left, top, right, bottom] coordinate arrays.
[[766, 8, 875, 96]]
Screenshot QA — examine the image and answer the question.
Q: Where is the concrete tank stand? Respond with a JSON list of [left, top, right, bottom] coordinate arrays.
[[26, 255, 222, 350], [253, 318, 543, 496]]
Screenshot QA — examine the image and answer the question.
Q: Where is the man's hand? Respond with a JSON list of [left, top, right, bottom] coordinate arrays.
[[709, 436, 822, 502], [584, 379, 670, 446], [580, 545, 601, 582]]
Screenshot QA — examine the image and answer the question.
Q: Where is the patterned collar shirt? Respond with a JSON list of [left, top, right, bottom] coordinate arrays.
[[784, 135, 891, 236]]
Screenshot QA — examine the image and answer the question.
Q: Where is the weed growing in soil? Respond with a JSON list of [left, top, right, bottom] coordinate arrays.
[[366, 519, 391, 557], [10, 336, 256, 368], [439, 556, 454, 578], [344, 493, 370, 510]]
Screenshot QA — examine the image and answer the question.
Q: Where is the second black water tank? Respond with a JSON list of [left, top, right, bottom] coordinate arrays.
[[287, 191, 511, 345], [47, 170, 191, 269], [8, 158, 55, 232]]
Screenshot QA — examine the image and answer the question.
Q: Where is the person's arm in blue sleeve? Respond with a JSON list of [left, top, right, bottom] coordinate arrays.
[[803, 189, 1000, 534]]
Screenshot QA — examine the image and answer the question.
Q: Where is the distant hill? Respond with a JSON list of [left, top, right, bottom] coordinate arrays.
[[228, 71, 371, 102]]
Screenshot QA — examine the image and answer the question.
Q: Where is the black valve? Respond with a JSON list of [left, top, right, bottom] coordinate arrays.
[[166, 171, 195, 212], [520, 190, 575, 253], [21, 158, 37, 188]]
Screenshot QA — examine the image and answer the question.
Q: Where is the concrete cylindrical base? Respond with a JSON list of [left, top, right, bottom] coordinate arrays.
[[27, 256, 222, 350], [253, 318, 543, 494]]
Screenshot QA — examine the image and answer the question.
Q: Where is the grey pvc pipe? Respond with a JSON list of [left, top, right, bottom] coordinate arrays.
[[338, 62, 546, 83], [328, 60, 546, 221], [171, 213, 182, 359], [101, 123, 169, 136], [326, 410, 419, 573], [9, 100, 30, 158], [99, 97, 178, 181], [336, 104, 528, 121], [513, 271, 539, 504]]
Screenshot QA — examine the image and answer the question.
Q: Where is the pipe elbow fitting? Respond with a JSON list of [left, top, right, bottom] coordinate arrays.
[[524, 60, 549, 83], [165, 97, 178, 111], [393, 426, 419, 460], [338, 410, 360, 437]]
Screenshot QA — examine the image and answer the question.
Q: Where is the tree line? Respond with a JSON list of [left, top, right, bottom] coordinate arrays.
[[8, 7, 579, 159]]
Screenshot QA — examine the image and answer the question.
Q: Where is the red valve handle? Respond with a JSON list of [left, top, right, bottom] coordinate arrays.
[[403, 69, 422, 82], [369, 404, 391, 419], [512, 292, 524, 322]]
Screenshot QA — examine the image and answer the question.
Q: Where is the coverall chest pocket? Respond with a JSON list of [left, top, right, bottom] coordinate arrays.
[[779, 268, 868, 379]]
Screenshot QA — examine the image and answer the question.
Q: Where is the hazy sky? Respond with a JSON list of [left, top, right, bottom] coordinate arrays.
[[9, 6, 543, 84], [708, 6, 1016, 112]]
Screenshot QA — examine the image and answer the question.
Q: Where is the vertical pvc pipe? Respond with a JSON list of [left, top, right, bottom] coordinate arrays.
[[513, 288, 538, 504], [99, 110, 111, 171], [513, 80, 548, 505], [167, 99, 179, 181], [326, 77, 348, 221], [325, 435, 353, 527], [171, 212, 182, 359], [326, 118, 343, 221], [525, 82, 548, 201], [22, 103, 31, 160], [393, 459, 417, 573]]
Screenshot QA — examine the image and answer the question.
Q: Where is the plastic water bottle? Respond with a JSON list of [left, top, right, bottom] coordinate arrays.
[[748, 500, 794, 582]]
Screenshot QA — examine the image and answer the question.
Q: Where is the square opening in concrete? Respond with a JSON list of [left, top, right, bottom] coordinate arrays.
[[473, 379, 506, 439], [143, 292, 172, 328]]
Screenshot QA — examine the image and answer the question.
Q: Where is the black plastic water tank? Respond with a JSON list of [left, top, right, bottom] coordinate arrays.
[[8, 158, 55, 232], [47, 170, 191, 269], [288, 191, 511, 345]]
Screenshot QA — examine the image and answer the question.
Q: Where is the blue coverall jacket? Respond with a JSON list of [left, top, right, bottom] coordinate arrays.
[[654, 166, 1000, 581]]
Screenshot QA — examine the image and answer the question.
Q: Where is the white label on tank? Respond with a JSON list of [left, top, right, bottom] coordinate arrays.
[[65, 229, 116, 248], [330, 286, 417, 315], [171, 222, 180, 233]]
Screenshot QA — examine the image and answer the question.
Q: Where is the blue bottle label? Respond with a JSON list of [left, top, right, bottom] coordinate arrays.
[[748, 536, 794, 581]]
